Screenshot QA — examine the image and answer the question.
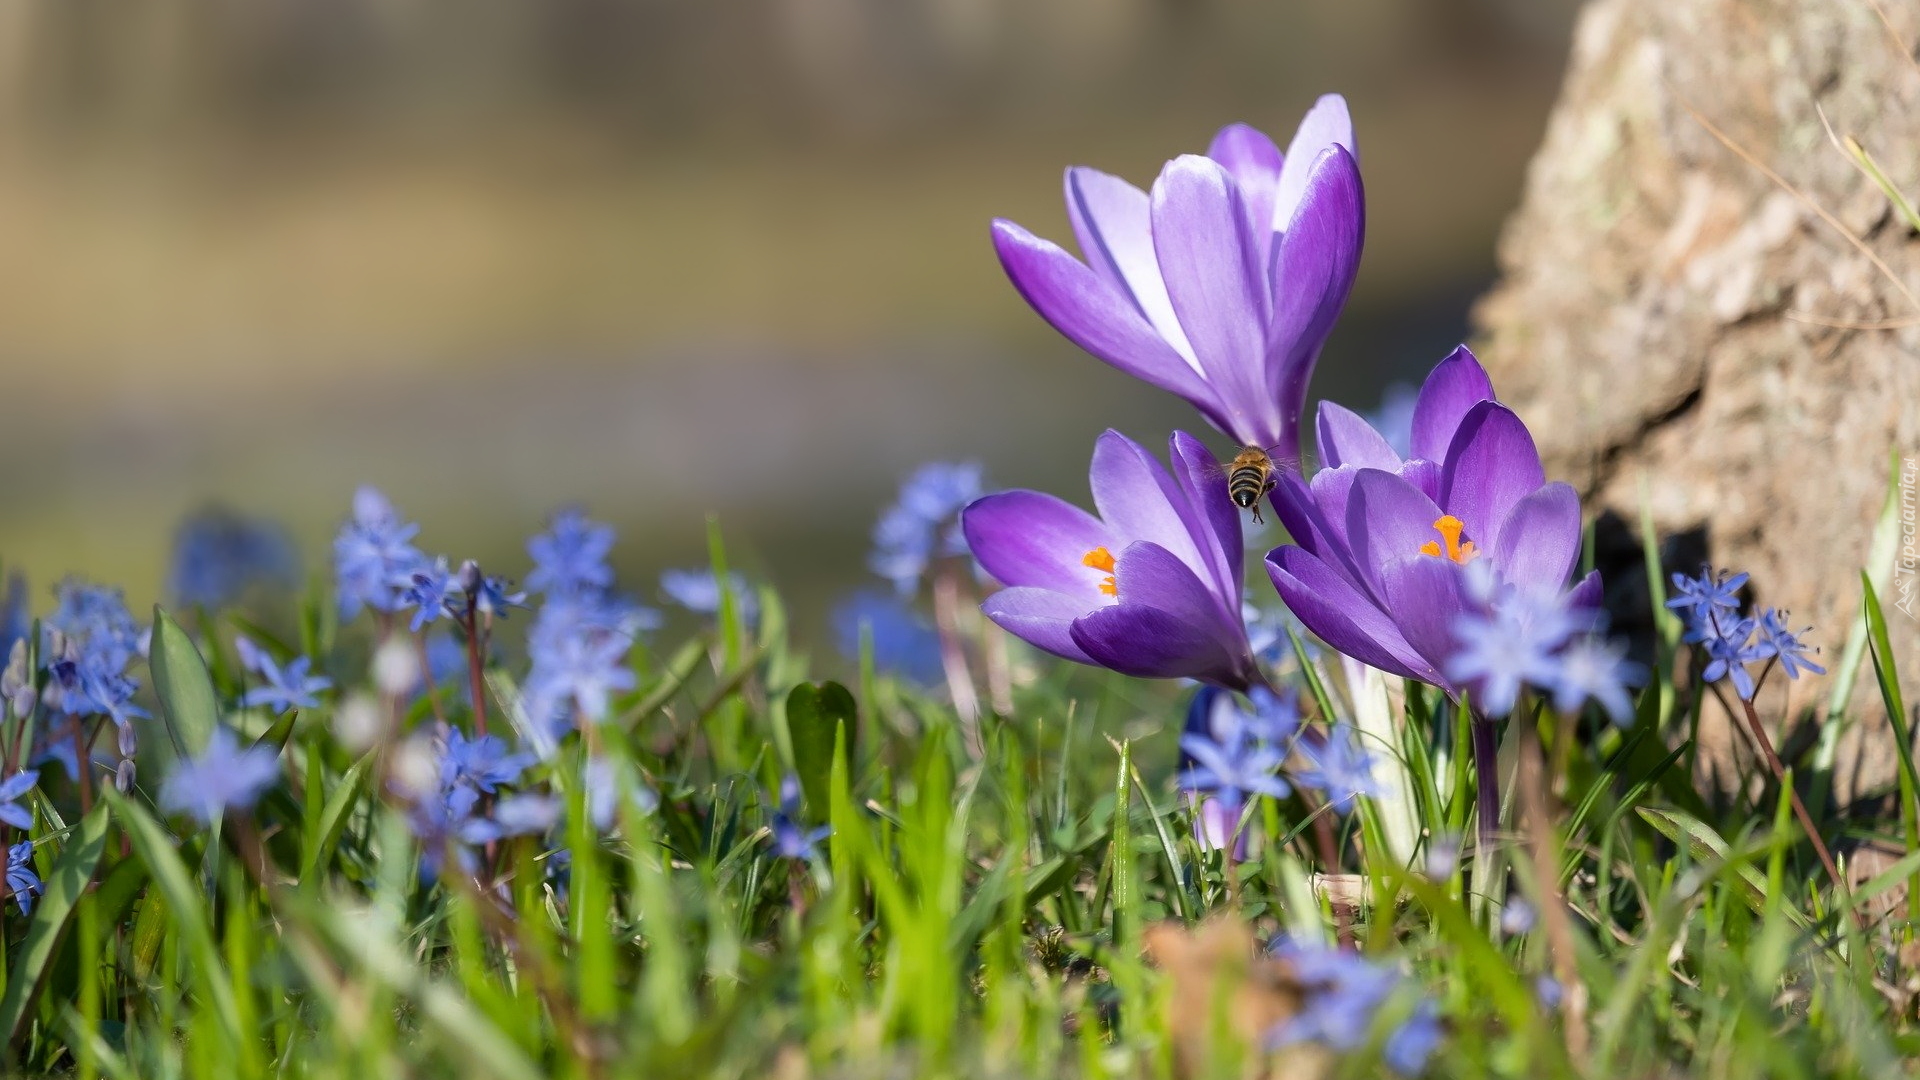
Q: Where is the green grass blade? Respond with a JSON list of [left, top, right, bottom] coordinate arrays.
[[0, 804, 109, 1048]]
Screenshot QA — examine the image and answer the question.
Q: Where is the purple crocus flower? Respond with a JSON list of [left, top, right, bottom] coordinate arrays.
[[963, 430, 1262, 692], [1264, 346, 1601, 701], [991, 98, 1364, 465]]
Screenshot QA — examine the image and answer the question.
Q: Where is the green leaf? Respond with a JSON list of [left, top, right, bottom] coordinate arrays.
[[1635, 807, 1805, 927], [104, 789, 242, 1041], [0, 804, 109, 1048], [1861, 572, 1920, 916], [148, 606, 220, 763], [785, 681, 855, 816], [301, 753, 373, 883]]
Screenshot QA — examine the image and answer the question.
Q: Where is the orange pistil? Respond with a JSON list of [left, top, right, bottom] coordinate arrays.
[[1417, 515, 1478, 564], [1082, 546, 1119, 596]]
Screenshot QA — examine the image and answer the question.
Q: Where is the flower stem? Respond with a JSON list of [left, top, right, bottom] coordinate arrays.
[[1736, 695, 1850, 903], [1470, 713, 1501, 868], [463, 613, 490, 738], [931, 570, 982, 755]]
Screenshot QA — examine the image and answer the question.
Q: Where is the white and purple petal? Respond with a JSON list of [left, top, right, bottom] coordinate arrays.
[[991, 219, 1218, 407], [1489, 482, 1583, 594], [980, 587, 1099, 665], [1070, 604, 1251, 689], [1062, 167, 1199, 370], [1272, 93, 1357, 233], [1265, 546, 1431, 682], [962, 490, 1113, 602], [1409, 345, 1497, 463], [1438, 401, 1546, 552], [1150, 155, 1277, 445], [1265, 146, 1365, 462]]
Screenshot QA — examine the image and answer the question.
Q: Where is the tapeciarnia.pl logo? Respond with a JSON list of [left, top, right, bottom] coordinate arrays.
[[1898, 456, 1918, 619]]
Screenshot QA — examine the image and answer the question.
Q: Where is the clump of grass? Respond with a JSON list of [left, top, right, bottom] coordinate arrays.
[[0, 492, 1909, 1080]]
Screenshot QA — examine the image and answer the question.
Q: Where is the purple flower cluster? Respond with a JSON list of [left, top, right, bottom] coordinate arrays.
[[167, 506, 299, 611], [768, 776, 830, 863], [1178, 686, 1383, 857], [1265, 939, 1442, 1074], [158, 728, 282, 826], [869, 461, 988, 595], [1667, 567, 1823, 700], [401, 727, 556, 879], [333, 487, 427, 620], [235, 636, 333, 714], [520, 510, 656, 750]]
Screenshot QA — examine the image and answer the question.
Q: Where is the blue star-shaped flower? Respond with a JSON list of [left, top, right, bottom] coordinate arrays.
[[6, 842, 40, 915], [0, 770, 37, 831]]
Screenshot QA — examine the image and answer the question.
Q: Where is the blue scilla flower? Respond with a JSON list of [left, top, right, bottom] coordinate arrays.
[[439, 728, 535, 794], [660, 568, 758, 626], [1266, 940, 1440, 1072], [1178, 692, 1291, 807], [1366, 383, 1419, 460], [1448, 577, 1584, 718], [458, 561, 527, 618], [402, 558, 459, 632], [166, 506, 299, 611], [1667, 567, 1748, 643], [1700, 616, 1770, 700], [769, 776, 830, 862], [333, 486, 425, 620], [235, 636, 332, 713], [869, 461, 987, 594], [585, 757, 657, 832], [42, 588, 148, 727], [831, 589, 943, 686], [0, 770, 36, 831], [526, 509, 617, 597], [520, 593, 646, 748], [159, 728, 281, 826], [6, 842, 40, 915], [1293, 723, 1382, 812], [0, 574, 29, 664], [1756, 608, 1825, 681], [1548, 634, 1643, 725]]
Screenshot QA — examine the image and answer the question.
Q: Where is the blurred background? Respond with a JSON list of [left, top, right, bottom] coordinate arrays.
[[0, 0, 1582, 635]]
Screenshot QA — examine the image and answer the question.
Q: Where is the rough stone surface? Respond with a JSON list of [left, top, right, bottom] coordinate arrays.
[[1473, 0, 1920, 802]]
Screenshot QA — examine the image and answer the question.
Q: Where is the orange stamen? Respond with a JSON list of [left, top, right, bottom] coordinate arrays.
[[1419, 515, 1478, 564], [1083, 546, 1119, 596]]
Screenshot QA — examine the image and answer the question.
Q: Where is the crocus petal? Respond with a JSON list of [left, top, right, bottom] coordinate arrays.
[[1169, 431, 1245, 598], [1344, 468, 1447, 604], [1567, 569, 1603, 613], [991, 219, 1218, 407], [1490, 482, 1582, 592], [1071, 604, 1248, 688], [1089, 430, 1210, 582], [1151, 155, 1276, 445], [962, 490, 1113, 602], [1207, 122, 1284, 262], [1316, 400, 1401, 471], [981, 587, 1097, 665], [1113, 541, 1245, 657], [1266, 146, 1364, 463], [1438, 401, 1546, 552], [1396, 458, 1442, 504], [1410, 345, 1497, 463], [1063, 167, 1201, 371], [1377, 555, 1475, 682], [1265, 546, 1430, 682], [1272, 93, 1356, 232]]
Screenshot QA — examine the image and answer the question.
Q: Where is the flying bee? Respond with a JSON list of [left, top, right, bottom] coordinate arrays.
[[1223, 444, 1285, 524]]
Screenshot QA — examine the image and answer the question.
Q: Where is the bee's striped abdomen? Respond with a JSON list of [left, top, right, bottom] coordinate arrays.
[[1228, 465, 1267, 508]]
